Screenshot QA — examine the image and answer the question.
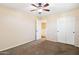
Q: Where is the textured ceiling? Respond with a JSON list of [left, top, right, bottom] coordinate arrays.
[[0, 3, 79, 16]]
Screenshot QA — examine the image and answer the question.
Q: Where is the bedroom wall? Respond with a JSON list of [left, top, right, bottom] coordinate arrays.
[[46, 15, 58, 42], [74, 9, 79, 47], [0, 6, 35, 51]]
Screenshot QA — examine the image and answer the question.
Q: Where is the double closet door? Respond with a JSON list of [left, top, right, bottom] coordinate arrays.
[[57, 16, 75, 45]]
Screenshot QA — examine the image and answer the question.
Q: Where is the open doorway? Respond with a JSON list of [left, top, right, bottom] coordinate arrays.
[[36, 17, 47, 40], [36, 19, 41, 40]]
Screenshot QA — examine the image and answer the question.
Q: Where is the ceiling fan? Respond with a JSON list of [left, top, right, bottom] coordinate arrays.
[[30, 3, 50, 14]]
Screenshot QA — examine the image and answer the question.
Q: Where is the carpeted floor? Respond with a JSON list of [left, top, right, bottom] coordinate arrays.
[[0, 39, 79, 55]]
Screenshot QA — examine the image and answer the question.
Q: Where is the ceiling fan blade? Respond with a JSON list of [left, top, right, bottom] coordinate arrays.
[[43, 3, 49, 7], [30, 9, 36, 11], [31, 4, 38, 8], [43, 9, 50, 11]]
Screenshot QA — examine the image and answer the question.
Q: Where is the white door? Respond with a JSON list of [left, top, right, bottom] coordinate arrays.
[[65, 16, 75, 45], [57, 16, 66, 43], [57, 16, 75, 45], [36, 20, 41, 40]]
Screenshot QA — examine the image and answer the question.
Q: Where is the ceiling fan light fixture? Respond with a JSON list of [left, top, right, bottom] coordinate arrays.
[[30, 3, 50, 14], [38, 9, 43, 12], [38, 9, 43, 14]]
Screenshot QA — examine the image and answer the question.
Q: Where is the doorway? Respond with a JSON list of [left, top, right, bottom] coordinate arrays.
[[36, 18, 47, 40], [36, 19, 41, 40]]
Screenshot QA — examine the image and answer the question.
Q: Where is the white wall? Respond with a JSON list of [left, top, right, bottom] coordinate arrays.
[[74, 9, 79, 47], [46, 15, 57, 42], [0, 6, 35, 51]]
